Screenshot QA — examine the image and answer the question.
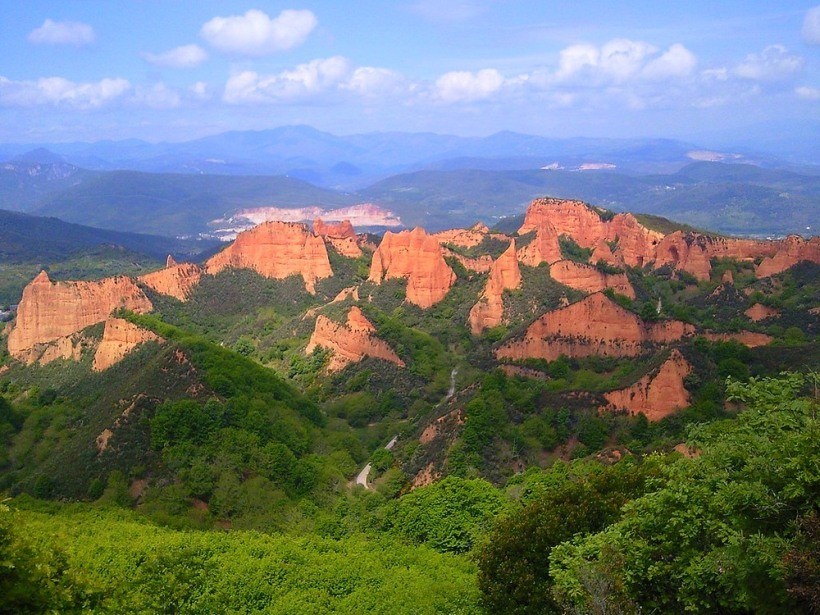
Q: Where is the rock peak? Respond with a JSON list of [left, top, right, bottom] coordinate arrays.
[[165, 255, 177, 268]]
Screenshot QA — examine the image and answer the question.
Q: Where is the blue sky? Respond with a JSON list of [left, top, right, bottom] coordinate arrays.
[[1, 1, 819, 145]]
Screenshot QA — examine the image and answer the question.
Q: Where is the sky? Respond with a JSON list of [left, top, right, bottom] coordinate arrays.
[[1, 1, 819, 145]]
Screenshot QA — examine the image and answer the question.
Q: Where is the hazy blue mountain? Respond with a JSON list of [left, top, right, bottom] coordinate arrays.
[[0, 208, 215, 263]]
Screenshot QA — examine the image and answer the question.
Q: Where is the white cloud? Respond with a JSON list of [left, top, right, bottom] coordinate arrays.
[[802, 6, 820, 45], [434, 69, 504, 102], [555, 44, 599, 80], [201, 9, 316, 56], [795, 85, 820, 100], [0, 75, 130, 109], [224, 56, 352, 103], [27, 19, 95, 46], [342, 67, 405, 97], [734, 45, 804, 81], [642, 44, 697, 80], [142, 44, 208, 68], [552, 39, 694, 85], [598, 39, 657, 82]]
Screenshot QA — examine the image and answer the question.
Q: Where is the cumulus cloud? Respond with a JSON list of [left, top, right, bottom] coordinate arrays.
[[142, 44, 208, 68], [27, 19, 95, 46], [224, 56, 352, 103], [0, 75, 130, 109], [802, 6, 820, 45], [552, 39, 694, 84], [434, 69, 504, 102], [795, 85, 820, 100], [342, 67, 406, 97], [201, 9, 316, 55], [642, 44, 697, 80], [734, 45, 804, 81]]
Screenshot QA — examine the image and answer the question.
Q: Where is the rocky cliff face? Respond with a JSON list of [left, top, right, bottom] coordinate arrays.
[[93, 318, 162, 371], [517, 197, 820, 280], [313, 218, 356, 240], [469, 240, 522, 334], [434, 223, 490, 249], [306, 306, 404, 372], [497, 293, 694, 361], [517, 220, 563, 266], [313, 218, 363, 258], [744, 303, 780, 321], [549, 260, 635, 298], [206, 221, 332, 293], [703, 331, 773, 347], [603, 350, 692, 420], [8, 271, 153, 363], [139, 256, 203, 301], [368, 227, 456, 308], [756, 235, 820, 278]]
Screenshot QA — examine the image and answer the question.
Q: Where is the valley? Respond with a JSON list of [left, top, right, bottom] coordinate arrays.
[[1, 194, 817, 612]]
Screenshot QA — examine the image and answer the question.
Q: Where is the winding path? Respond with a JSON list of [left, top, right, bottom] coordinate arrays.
[[354, 367, 459, 490]]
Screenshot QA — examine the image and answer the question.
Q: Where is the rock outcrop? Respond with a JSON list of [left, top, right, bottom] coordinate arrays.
[[93, 318, 162, 371], [206, 221, 332, 293], [603, 350, 692, 420], [515, 197, 819, 280], [434, 223, 490, 249], [756, 236, 820, 278], [139, 256, 202, 301], [497, 293, 694, 361], [368, 227, 456, 308], [517, 220, 563, 266], [8, 271, 153, 363], [313, 218, 356, 240], [442, 248, 493, 273], [703, 331, 773, 348], [314, 218, 362, 258], [469, 240, 522, 334], [306, 306, 404, 372], [549, 260, 635, 298], [744, 303, 780, 321]]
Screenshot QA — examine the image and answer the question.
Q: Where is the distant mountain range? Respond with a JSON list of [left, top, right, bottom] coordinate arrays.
[[1, 126, 817, 238]]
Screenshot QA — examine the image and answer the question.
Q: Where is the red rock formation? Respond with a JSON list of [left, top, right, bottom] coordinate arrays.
[[516, 197, 817, 280], [139, 256, 202, 301], [756, 236, 820, 278], [93, 318, 162, 371], [313, 218, 356, 240], [604, 214, 664, 268], [206, 221, 332, 293], [549, 260, 635, 299], [653, 232, 713, 280], [518, 198, 605, 245], [603, 350, 692, 420], [442, 248, 493, 273], [368, 227, 456, 308], [703, 331, 773, 348], [590, 237, 623, 267], [306, 306, 404, 372], [744, 303, 780, 321], [8, 271, 152, 363], [469, 240, 522, 334], [433, 223, 490, 249], [517, 220, 563, 266], [497, 293, 694, 361], [327, 236, 363, 258]]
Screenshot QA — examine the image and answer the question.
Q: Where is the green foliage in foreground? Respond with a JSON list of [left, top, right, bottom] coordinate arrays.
[[6, 502, 480, 614], [476, 373, 818, 614]]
